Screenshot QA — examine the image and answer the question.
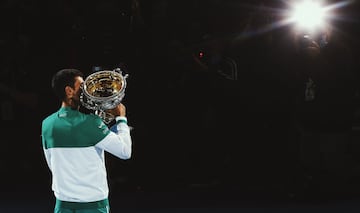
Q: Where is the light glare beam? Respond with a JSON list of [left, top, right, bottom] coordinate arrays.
[[290, 0, 327, 31]]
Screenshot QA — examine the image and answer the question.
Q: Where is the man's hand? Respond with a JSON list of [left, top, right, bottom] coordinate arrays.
[[106, 103, 126, 117]]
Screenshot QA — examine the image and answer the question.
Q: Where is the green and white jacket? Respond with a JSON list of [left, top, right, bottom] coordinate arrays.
[[41, 106, 132, 202]]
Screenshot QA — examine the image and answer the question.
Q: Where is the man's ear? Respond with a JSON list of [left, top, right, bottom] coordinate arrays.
[[65, 86, 74, 98]]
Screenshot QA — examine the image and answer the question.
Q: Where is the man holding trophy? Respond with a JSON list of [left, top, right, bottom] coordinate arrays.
[[41, 68, 132, 213]]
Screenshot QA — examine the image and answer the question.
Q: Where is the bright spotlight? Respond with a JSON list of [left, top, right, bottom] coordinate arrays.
[[289, 0, 328, 31]]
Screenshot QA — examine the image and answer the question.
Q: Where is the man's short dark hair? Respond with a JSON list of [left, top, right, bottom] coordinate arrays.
[[51, 69, 84, 101]]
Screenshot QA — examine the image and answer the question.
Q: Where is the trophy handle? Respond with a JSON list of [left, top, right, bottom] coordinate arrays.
[[95, 110, 115, 125], [113, 68, 129, 79]]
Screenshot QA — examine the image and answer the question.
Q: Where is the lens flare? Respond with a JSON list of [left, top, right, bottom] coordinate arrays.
[[293, 1, 325, 29], [290, 0, 327, 31]]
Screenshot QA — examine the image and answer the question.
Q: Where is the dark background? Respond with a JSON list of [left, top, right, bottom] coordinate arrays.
[[1, 0, 360, 212]]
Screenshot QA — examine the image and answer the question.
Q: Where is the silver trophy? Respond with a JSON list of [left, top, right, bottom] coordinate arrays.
[[80, 68, 128, 124]]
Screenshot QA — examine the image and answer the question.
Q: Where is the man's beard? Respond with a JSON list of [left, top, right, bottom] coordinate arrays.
[[70, 97, 81, 110]]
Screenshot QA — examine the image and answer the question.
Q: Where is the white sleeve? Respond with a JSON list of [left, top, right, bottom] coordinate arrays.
[[43, 148, 52, 171], [95, 116, 132, 159]]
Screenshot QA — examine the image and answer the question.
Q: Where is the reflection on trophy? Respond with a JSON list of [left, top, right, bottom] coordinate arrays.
[[80, 68, 128, 125]]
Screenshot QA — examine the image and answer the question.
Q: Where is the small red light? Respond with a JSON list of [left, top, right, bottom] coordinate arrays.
[[199, 51, 204, 58]]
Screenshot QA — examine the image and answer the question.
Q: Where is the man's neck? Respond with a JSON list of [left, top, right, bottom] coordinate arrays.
[[61, 101, 79, 110]]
